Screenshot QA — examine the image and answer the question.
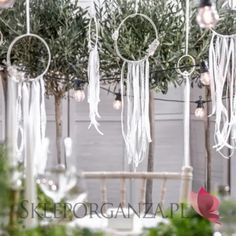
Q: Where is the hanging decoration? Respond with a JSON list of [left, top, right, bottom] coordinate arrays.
[[112, 10, 159, 169], [209, 31, 236, 158], [113, 91, 122, 110], [196, 0, 219, 29], [176, 0, 195, 168], [200, 60, 211, 86], [6, 0, 51, 228], [87, 16, 103, 135], [73, 79, 86, 102], [195, 96, 206, 119]]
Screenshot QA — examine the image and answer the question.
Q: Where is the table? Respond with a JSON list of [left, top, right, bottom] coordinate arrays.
[[69, 213, 169, 236]]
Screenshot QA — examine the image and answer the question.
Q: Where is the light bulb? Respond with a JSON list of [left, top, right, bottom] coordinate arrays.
[[213, 232, 222, 236], [0, 0, 15, 8], [195, 96, 206, 119], [195, 108, 205, 119], [113, 100, 122, 110], [200, 72, 210, 85], [64, 137, 72, 158], [196, 1, 219, 29], [73, 89, 85, 102], [113, 93, 122, 110]]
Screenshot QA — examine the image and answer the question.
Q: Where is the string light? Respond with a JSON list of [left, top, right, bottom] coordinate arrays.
[[195, 96, 206, 119], [196, 0, 219, 29], [213, 232, 222, 236], [73, 79, 85, 102], [113, 92, 122, 110], [0, 0, 15, 8], [200, 61, 210, 86]]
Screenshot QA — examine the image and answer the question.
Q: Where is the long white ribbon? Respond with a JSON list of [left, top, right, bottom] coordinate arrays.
[[87, 17, 103, 135], [7, 74, 17, 166], [8, 66, 48, 227], [121, 60, 151, 170], [209, 32, 236, 158], [184, 73, 190, 167]]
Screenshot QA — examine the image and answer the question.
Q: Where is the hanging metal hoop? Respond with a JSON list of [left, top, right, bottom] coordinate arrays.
[[176, 54, 196, 76], [88, 16, 99, 50], [7, 33, 51, 82], [113, 13, 159, 63]]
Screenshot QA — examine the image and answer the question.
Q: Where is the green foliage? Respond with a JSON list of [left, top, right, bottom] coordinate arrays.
[[37, 186, 73, 222], [9, 225, 104, 236], [0, 0, 89, 97], [219, 199, 236, 223], [219, 199, 236, 235], [146, 223, 176, 236], [145, 208, 213, 236], [170, 208, 212, 236], [0, 145, 10, 218], [97, 0, 187, 93], [97, 0, 236, 93]]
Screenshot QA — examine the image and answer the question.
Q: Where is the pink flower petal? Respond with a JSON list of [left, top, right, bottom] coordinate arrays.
[[191, 187, 221, 225]]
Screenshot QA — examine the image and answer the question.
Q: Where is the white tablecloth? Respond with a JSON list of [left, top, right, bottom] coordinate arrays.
[[69, 214, 169, 236]]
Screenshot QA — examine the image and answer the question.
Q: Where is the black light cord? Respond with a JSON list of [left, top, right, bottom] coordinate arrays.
[[100, 86, 230, 104]]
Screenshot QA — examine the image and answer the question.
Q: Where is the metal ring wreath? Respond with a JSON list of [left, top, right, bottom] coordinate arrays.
[[112, 12, 159, 170], [176, 54, 196, 77], [112, 13, 159, 63], [6, 0, 51, 228], [7, 33, 51, 82]]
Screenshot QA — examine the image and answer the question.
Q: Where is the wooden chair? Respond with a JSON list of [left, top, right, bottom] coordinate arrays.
[[82, 166, 193, 212]]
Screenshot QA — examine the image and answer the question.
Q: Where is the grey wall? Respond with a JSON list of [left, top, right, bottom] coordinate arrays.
[[38, 83, 229, 206]]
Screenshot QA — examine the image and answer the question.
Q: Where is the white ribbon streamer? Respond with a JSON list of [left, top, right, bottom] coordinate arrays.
[[113, 12, 159, 169], [209, 32, 236, 158], [121, 59, 151, 169], [87, 17, 103, 135], [7, 71, 18, 167], [7, 66, 48, 228], [6, 0, 51, 228]]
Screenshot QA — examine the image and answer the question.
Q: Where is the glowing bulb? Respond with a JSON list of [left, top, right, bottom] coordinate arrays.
[[0, 0, 15, 8], [113, 100, 122, 110], [200, 61, 210, 86], [195, 107, 205, 119], [113, 93, 122, 110], [51, 184, 57, 191], [15, 179, 22, 188], [200, 72, 210, 85], [195, 96, 205, 119], [213, 232, 222, 236], [196, 1, 219, 29], [48, 180, 54, 186], [73, 89, 85, 102]]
